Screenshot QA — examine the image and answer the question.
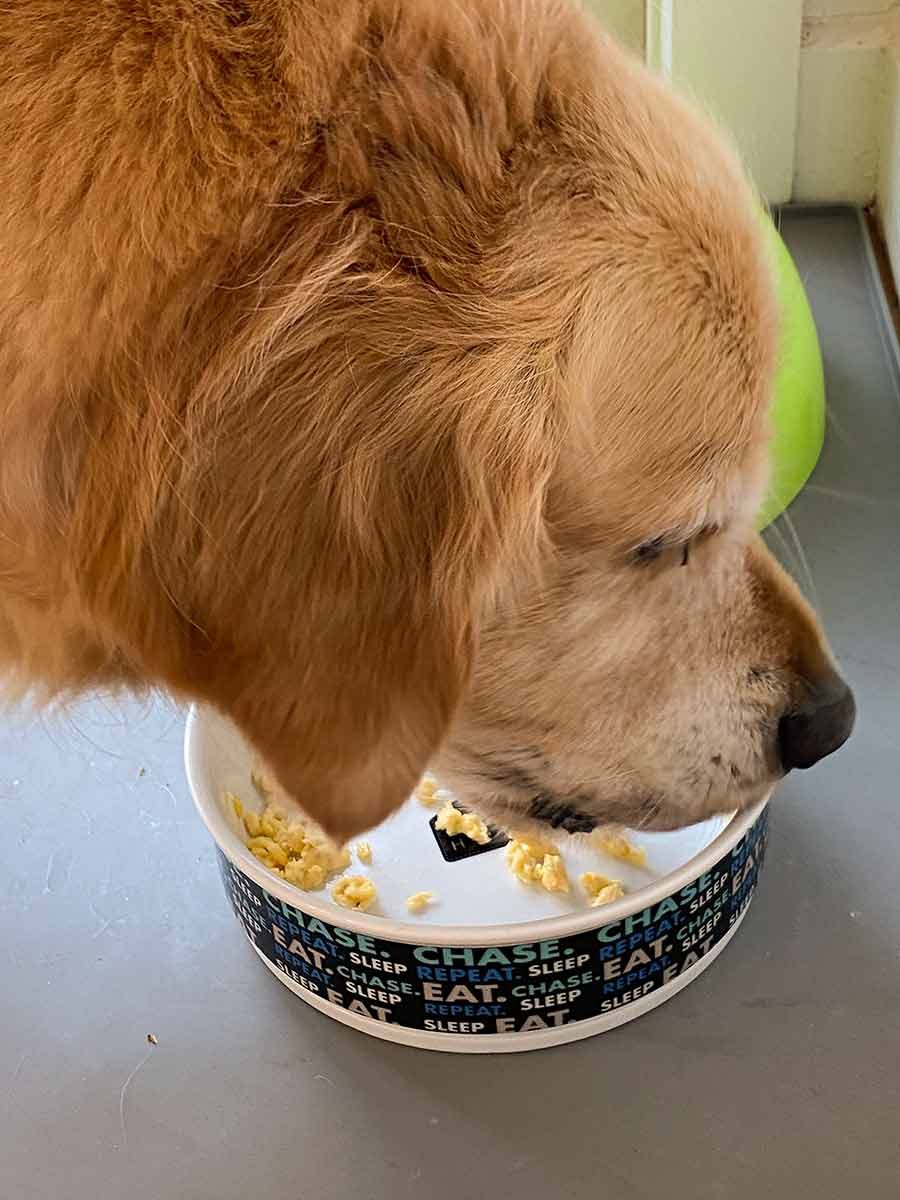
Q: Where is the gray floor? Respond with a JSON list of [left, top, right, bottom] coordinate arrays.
[[1, 207, 898, 1200]]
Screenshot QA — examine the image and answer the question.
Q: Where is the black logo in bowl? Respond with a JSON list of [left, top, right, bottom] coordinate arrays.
[[429, 803, 509, 863]]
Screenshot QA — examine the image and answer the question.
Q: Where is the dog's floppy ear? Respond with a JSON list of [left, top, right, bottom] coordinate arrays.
[[206, 339, 558, 839], [58, 3, 574, 842], [153, 316, 561, 842]]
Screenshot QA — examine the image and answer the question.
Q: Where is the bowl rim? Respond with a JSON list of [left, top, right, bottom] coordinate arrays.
[[185, 704, 771, 947]]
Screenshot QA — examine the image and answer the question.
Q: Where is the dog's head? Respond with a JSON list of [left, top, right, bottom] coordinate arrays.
[[74, 3, 852, 838]]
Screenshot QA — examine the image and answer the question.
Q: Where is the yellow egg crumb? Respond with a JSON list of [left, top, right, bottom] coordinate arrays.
[[251, 765, 274, 798], [230, 772, 642, 918], [504, 834, 555, 884], [227, 789, 350, 891], [505, 835, 569, 893], [332, 875, 377, 911], [435, 800, 491, 844], [247, 835, 289, 869], [415, 774, 439, 807], [580, 872, 626, 907], [592, 832, 647, 868], [284, 860, 325, 889], [537, 852, 570, 894]]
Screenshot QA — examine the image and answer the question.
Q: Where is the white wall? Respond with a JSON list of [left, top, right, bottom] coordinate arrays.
[[657, 0, 891, 206], [794, 47, 885, 202], [582, 0, 643, 53], [664, 1, 804, 204], [584, 1, 899, 221], [879, 60, 900, 275], [794, 0, 892, 202]]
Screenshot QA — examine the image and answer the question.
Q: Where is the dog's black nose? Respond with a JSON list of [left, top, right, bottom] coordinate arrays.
[[778, 672, 856, 771]]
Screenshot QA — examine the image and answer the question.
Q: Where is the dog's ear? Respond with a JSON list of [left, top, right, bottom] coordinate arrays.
[[198, 335, 559, 839], [58, 8, 572, 842], [121, 312, 561, 841]]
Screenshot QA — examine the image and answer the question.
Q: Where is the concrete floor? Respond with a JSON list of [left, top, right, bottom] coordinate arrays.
[[1, 207, 898, 1199]]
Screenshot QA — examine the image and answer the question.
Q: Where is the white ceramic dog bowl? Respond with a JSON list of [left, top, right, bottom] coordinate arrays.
[[186, 705, 770, 1053]]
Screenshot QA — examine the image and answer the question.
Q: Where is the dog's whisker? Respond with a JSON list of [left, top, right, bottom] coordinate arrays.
[[767, 514, 820, 612], [824, 402, 857, 456], [781, 510, 821, 614], [805, 483, 895, 509]]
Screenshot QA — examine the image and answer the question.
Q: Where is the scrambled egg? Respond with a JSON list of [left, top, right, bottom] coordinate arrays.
[[227, 766, 641, 919], [434, 800, 491, 845], [227, 791, 350, 890], [505, 834, 570, 894], [537, 853, 569, 894], [580, 872, 626, 907], [415, 774, 439, 807], [332, 875, 378, 911], [592, 831, 647, 868]]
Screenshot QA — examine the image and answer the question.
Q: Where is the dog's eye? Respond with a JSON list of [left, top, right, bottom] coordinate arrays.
[[631, 535, 694, 568], [631, 524, 720, 568], [632, 536, 666, 564]]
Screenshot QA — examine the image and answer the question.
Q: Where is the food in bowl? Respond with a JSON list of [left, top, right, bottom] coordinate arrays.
[[505, 833, 570, 893], [331, 875, 378, 911], [535, 852, 569, 894], [415, 775, 439, 807], [592, 832, 648, 868], [579, 872, 625, 906], [226, 766, 647, 911], [434, 800, 491, 844], [188, 706, 772, 1051], [227, 790, 350, 890]]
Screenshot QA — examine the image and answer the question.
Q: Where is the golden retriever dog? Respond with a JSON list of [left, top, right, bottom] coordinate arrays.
[[0, 1, 854, 841]]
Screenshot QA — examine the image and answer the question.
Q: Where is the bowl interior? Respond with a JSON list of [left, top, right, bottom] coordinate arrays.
[[187, 705, 734, 929]]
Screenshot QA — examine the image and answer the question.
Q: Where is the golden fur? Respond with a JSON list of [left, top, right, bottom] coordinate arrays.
[[0, 1, 847, 839]]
